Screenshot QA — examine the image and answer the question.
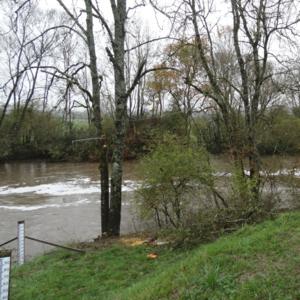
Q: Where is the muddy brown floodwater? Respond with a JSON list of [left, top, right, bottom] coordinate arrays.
[[0, 161, 146, 260], [0, 155, 299, 260]]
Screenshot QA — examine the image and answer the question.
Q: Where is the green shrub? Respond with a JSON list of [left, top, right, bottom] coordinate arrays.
[[0, 108, 96, 161], [258, 107, 300, 154], [135, 136, 214, 229]]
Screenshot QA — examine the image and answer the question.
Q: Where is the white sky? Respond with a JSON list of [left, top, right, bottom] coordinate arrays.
[[1, 0, 299, 109], [38, 0, 171, 34]]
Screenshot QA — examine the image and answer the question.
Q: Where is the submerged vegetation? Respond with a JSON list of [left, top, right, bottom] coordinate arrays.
[[136, 138, 214, 229], [134, 135, 299, 248]]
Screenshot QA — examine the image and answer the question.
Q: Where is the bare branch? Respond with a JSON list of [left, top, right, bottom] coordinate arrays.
[[56, 0, 87, 34]]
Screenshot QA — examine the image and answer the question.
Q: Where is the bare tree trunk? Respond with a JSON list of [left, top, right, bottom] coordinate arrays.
[[108, 0, 127, 236], [231, 0, 261, 199], [84, 0, 110, 234]]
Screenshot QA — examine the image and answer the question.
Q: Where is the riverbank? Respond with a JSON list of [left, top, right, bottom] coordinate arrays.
[[10, 211, 300, 299], [1, 158, 300, 259]]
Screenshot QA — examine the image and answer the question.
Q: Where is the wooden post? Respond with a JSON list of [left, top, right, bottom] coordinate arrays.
[[17, 221, 25, 265]]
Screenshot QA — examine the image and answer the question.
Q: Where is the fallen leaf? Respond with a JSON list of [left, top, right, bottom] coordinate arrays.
[[147, 253, 158, 259]]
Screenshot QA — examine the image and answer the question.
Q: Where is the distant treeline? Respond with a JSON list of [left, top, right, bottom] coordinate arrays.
[[0, 105, 300, 162]]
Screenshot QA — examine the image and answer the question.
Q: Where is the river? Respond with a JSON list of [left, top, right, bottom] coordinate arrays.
[[0, 156, 299, 259], [0, 161, 144, 260]]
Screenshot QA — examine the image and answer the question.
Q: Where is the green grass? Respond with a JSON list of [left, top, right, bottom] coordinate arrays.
[[12, 212, 300, 299], [11, 240, 185, 300]]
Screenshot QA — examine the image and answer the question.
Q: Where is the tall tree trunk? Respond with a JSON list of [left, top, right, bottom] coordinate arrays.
[[84, 0, 110, 235], [109, 0, 127, 236], [231, 0, 260, 200], [100, 137, 109, 234], [246, 122, 261, 200]]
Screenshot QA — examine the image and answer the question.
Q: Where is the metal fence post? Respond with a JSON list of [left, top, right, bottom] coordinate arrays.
[[0, 250, 12, 300], [17, 221, 25, 265]]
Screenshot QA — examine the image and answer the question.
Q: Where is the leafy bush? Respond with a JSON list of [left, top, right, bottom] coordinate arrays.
[[0, 108, 97, 161], [135, 136, 277, 247], [135, 137, 215, 229], [230, 168, 260, 206], [258, 107, 300, 154], [194, 114, 228, 154]]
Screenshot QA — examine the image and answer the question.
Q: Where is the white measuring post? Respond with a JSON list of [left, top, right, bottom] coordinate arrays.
[[17, 221, 25, 265], [0, 251, 11, 300]]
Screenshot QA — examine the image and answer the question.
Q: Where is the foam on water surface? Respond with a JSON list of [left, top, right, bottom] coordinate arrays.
[[0, 198, 93, 211], [0, 169, 298, 211], [0, 178, 140, 211], [0, 178, 141, 196]]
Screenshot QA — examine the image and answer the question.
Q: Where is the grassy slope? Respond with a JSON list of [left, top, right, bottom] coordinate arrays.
[[11, 240, 185, 300], [12, 212, 300, 300]]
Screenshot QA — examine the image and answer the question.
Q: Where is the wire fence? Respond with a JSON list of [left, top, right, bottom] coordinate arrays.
[[0, 220, 85, 300]]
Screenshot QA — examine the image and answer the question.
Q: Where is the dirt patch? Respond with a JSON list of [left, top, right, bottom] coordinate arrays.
[[74, 232, 153, 250]]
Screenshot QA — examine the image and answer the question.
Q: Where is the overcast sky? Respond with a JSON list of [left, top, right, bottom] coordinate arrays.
[[0, 0, 299, 110], [38, 0, 172, 35]]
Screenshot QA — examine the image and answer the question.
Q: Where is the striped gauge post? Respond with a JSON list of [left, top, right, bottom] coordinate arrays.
[[18, 221, 25, 265], [0, 251, 11, 300]]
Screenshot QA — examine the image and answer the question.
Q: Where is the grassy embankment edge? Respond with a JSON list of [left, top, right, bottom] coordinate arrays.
[[11, 211, 300, 299]]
